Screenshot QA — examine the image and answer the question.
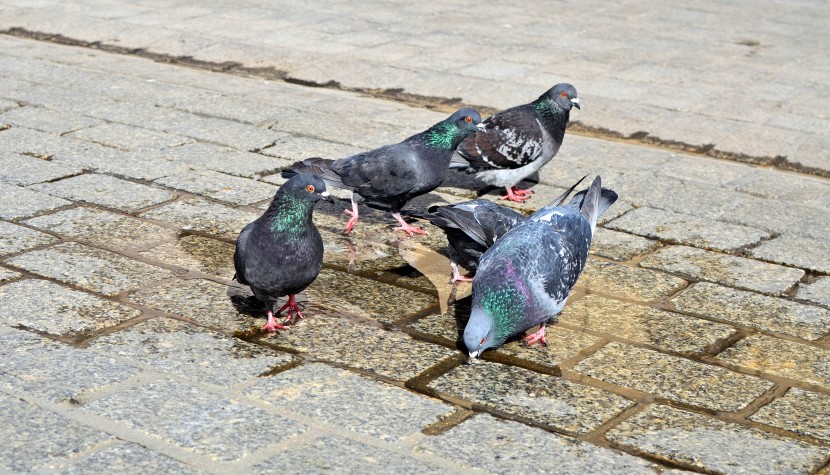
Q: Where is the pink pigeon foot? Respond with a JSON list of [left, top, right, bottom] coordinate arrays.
[[261, 310, 288, 332], [522, 323, 547, 347], [278, 294, 305, 324], [499, 186, 533, 203], [392, 212, 427, 236], [450, 262, 474, 284], [343, 206, 359, 234]]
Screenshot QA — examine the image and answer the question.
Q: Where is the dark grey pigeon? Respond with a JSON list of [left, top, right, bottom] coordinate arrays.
[[464, 176, 618, 357], [283, 108, 483, 236], [233, 173, 331, 332], [451, 84, 579, 203]]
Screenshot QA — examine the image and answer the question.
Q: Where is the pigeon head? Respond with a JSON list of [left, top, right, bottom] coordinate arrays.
[[464, 307, 497, 358], [266, 173, 330, 233], [465, 275, 526, 357], [539, 83, 580, 111], [420, 108, 483, 150], [277, 173, 331, 203]]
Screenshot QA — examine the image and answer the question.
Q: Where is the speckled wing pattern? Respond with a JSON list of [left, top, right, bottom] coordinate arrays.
[[456, 106, 544, 170]]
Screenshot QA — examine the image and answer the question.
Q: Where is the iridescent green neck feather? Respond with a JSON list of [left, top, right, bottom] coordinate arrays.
[[481, 285, 524, 340], [422, 122, 462, 150], [268, 193, 313, 235]]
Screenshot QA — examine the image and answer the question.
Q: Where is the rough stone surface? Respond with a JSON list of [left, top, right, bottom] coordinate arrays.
[[7, 242, 176, 296], [0, 279, 141, 335], [607, 207, 770, 252], [672, 282, 830, 340], [155, 169, 276, 205], [30, 173, 175, 212], [66, 122, 192, 150], [751, 234, 830, 274], [247, 363, 454, 442], [0, 220, 59, 255], [798, 277, 830, 308], [0, 152, 84, 186], [138, 235, 235, 278], [0, 266, 20, 283], [579, 260, 688, 302], [560, 295, 735, 355], [140, 197, 258, 239], [575, 342, 774, 412], [607, 404, 830, 474], [590, 227, 659, 262], [640, 245, 805, 296], [717, 335, 830, 390], [416, 413, 659, 474], [429, 360, 633, 435], [750, 388, 830, 442], [0, 182, 71, 219], [59, 442, 205, 475]]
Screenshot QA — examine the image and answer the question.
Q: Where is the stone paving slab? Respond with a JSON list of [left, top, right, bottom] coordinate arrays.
[[606, 404, 830, 474], [0, 220, 59, 256], [155, 169, 276, 206], [559, 295, 736, 355], [750, 387, 830, 443], [579, 260, 688, 302], [30, 173, 176, 212], [138, 235, 236, 279], [140, 197, 259, 239], [0, 104, 102, 135], [428, 359, 633, 435], [798, 277, 830, 308], [59, 441, 205, 475], [575, 341, 773, 412], [7, 242, 176, 296], [716, 335, 830, 390], [158, 142, 291, 178], [0, 152, 84, 186], [0, 266, 21, 284], [66, 122, 193, 151], [751, 234, 830, 274], [640, 245, 805, 296], [672, 282, 830, 341], [0, 181, 71, 220], [590, 228, 659, 262], [0, 279, 141, 335]]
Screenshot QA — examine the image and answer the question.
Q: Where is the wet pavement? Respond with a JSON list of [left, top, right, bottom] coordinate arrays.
[[0, 4, 830, 473]]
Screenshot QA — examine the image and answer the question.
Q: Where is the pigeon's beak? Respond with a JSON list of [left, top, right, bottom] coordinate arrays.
[[571, 97, 581, 110], [476, 123, 487, 132], [321, 190, 334, 203], [468, 350, 480, 359]]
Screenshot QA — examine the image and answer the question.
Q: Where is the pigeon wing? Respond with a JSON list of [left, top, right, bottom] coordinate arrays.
[[536, 214, 593, 302], [332, 143, 418, 200], [456, 106, 544, 171], [233, 221, 256, 286]]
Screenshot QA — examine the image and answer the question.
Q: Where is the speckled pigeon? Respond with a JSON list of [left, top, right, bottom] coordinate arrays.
[[464, 176, 618, 357], [283, 108, 483, 236], [451, 84, 579, 203], [233, 173, 331, 332]]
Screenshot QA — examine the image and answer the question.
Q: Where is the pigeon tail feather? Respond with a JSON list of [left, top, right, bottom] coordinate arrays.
[[579, 176, 603, 234], [282, 157, 347, 190]]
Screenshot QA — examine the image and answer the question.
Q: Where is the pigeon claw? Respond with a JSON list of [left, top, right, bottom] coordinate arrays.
[[522, 323, 547, 347], [277, 294, 305, 325], [450, 262, 474, 284], [500, 186, 533, 203], [394, 224, 428, 236], [261, 311, 288, 332]]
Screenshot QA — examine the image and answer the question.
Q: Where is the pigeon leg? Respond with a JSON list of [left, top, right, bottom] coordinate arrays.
[[392, 212, 428, 236], [499, 186, 533, 203], [522, 323, 547, 347], [343, 198, 359, 234], [281, 294, 305, 324], [450, 262, 474, 283], [261, 310, 288, 332]]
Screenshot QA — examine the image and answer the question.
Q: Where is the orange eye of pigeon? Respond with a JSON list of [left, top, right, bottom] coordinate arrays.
[[306, 185, 315, 193], [464, 116, 473, 123], [480, 337, 486, 345], [560, 91, 567, 98]]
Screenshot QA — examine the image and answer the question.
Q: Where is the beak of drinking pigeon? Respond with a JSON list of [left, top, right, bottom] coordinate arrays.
[[320, 190, 334, 203], [476, 123, 487, 132], [571, 98, 581, 109], [468, 350, 480, 359]]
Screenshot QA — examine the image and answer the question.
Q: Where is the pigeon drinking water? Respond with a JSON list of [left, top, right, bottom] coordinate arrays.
[[233, 173, 331, 332], [464, 176, 617, 357], [451, 84, 579, 203], [283, 108, 483, 236]]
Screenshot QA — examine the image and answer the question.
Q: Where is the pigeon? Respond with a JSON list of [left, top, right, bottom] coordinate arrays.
[[415, 200, 524, 283], [283, 108, 483, 236], [233, 173, 332, 332], [464, 176, 618, 357], [451, 83, 579, 203]]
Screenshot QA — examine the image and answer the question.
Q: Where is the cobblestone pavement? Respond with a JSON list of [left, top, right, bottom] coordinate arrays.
[[1, 0, 828, 177], [0, 8, 829, 475]]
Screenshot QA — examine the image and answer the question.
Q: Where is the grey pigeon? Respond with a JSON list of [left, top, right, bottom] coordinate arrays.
[[464, 176, 618, 357], [415, 200, 524, 283], [451, 84, 579, 203], [233, 173, 331, 332], [283, 108, 483, 236]]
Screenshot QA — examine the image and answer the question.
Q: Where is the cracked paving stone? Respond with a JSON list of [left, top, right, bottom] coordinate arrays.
[[408, 300, 601, 370], [89, 318, 294, 388], [155, 169, 277, 205], [246, 363, 455, 442], [559, 295, 735, 355], [575, 341, 773, 412], [138, 235, 235, 278], [82, 379, 308, 462], [606, 207, 770, 252], [0, 392, 114, 473], [415, 413, 659, 474], [0, 182, 71, 220], [798, 277, 830, 308], [579, 260, 687, 302], [269, 315, 456, 381], [253, 435, 447, 474], [428, 360, 633, 435], [66, 122, 193, 150], [672, 282, 830, 340], [751, 234, 830, 274], [140, 197, 259, 239], [0, 279, 141, 336], [30, 173, 176, 212], [0, 330, 140, 403], [606, 404, 830, 474], [24, 207, 177, 251], [750, 387, 830, 442], [7, 242, 176, 296], [640, 245, 805, 296], [0, 152, 84, 186], [58, 442, 205, 475], [590, 227, 659, 262], [716, 335, 830, 390], [0, 220, 59, 256]]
